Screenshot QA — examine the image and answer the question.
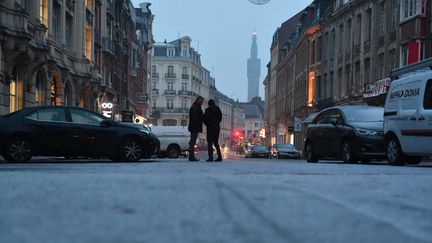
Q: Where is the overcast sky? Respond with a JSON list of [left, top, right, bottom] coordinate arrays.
[[131, 0, 310, 102]]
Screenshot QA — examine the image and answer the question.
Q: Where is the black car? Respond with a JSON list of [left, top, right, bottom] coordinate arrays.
[[271, 143, 301, 159], [303, 105, 385, 163], [245, 145, 271, 158], [0, 106, 160, 162]]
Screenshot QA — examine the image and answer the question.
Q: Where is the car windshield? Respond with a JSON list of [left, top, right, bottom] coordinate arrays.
[[343, 108, 384, 122]]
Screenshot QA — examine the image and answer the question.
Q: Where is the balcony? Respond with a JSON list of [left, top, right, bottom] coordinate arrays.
[[152, 72, 159, 79], [102, 37, 114, 55], [151, 89, 159, 95], [164, 90, 176, 95], [178, 90, 195, 96], [181, 74, 190, 79], [165, 73, 176, 79]]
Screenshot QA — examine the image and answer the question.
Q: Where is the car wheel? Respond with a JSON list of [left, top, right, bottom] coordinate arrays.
[[386, 137, 405, 166], [167, 145, 180, 159], [4, 137, 33, 163], [304, 142, 318, 163], [406, 156, 422, 165], [341, 141, 356, 163], [119, 138, 142, 162]]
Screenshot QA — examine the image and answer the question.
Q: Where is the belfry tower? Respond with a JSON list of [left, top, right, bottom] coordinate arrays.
[[247, 31, 261, 101]]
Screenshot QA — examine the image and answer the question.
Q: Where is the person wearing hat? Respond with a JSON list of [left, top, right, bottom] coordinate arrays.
[[203, 99, 223, 162], [188, 96, 204, 161]]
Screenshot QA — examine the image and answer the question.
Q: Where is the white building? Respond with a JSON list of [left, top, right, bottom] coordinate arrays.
[[150, 36, 216, 144]]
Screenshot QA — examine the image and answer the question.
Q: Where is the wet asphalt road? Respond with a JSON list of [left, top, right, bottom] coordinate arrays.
[[1, 154, 432, 243]]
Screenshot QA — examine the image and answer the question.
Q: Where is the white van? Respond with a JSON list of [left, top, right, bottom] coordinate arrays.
[[384, 70, 432, 165], [149, 126, 190, 158]]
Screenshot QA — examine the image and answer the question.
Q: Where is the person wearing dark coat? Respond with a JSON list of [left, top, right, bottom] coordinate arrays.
[[188, 96, 204, 161], [203, 99, 223, 162]]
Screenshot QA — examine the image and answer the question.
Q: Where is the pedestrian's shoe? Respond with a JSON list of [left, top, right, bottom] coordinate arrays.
[[215, 157, 223, 162], [206, 158, 213, 162], [189, 158, 199, 161]]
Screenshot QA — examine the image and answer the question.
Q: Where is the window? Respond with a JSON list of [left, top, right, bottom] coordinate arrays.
[[70, 108, 103, 125], [424, 80, 432, 109], [152, 99, 156, 109], [391, 0, 398, 31], [168, 48, 175, 57], [66, 14, 73, 49], [401, 45, 408, 66], [168, 66, 174, 74], [166, 99, 174, 109], [53, 2, 61, 42], [338, 24, 343, 53], [152, 81, 157, 90], [366, 9, 372, 41], [389, 49, 397, 70], [181, 100, 187, 109], [378, 54, 386, 79], [181, 120, 187, 126], [35, 71, 46, 106], [401, 0, 423, 21], [182, 66, 188, 75], [39, 0, 48, 26], [167, 81, 174, 91], [152, 65, 156, 74], [28, 108, 66, 122], [85, 27, 93, 60], [379, 3, 386, 36], [182, 82, 187, 91], [346, 19, 351, 51]]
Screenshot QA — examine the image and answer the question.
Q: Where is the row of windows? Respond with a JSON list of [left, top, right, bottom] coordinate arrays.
[[153, 66, 190, 75], [152, 81, 190, 91]]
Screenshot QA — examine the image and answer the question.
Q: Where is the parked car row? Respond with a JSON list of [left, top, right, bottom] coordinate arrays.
[[304, 70, 432, 166]]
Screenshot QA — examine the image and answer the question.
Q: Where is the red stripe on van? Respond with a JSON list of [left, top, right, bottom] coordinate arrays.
[[401, 129, 432, 136]]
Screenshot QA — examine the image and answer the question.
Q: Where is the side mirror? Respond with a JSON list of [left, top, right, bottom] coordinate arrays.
[[100, 120, 113, 127]]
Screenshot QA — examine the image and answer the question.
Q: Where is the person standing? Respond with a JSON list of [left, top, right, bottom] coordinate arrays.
[[188, 96, 204, 161], [203, 99, 223, 162]]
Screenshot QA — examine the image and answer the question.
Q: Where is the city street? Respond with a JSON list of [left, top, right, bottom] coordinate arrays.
[[1, 152, 432, 243]]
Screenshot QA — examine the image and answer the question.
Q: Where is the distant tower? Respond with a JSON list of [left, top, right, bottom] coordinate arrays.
[[247, 31, 261, 102]]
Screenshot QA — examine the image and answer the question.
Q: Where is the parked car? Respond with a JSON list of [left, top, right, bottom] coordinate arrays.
[[245, 145, 270, 158], [271, 143, 301, 159], [303, 105, 386, 163], [0, 106, 160, 162], [149, 126, 189, 158], [384, 70, 432, 165]]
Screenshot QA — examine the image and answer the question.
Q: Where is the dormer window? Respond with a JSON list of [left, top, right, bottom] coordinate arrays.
[[168, 48, 175, 57]]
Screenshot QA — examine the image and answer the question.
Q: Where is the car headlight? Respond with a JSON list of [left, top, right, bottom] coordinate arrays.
[[355, 128, 378, 136]]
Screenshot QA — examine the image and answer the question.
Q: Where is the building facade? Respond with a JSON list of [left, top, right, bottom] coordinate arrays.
[[151, 36, 217, 144], [264, 0, 432, 149], [1, 0, 153, 120]]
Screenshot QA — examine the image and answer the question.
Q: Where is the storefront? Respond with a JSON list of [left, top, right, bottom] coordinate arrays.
[[362, 78, 392, 107]]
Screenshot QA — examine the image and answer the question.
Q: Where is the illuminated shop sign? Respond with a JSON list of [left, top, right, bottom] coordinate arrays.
[[101, 102, 113, 118]]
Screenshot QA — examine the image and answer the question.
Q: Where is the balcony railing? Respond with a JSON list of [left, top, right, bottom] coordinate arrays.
[[164, 90, 176, 95], [152, 72, 159, 79], [178, 90, 195, 96], [165, 73, 176, 79], [181, 74, 190, 79], [151, 89, 159, 95], [153, 108, 188, 114]]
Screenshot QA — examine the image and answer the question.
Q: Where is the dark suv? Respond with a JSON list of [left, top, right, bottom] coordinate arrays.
[[303, 105, 385, 163]]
